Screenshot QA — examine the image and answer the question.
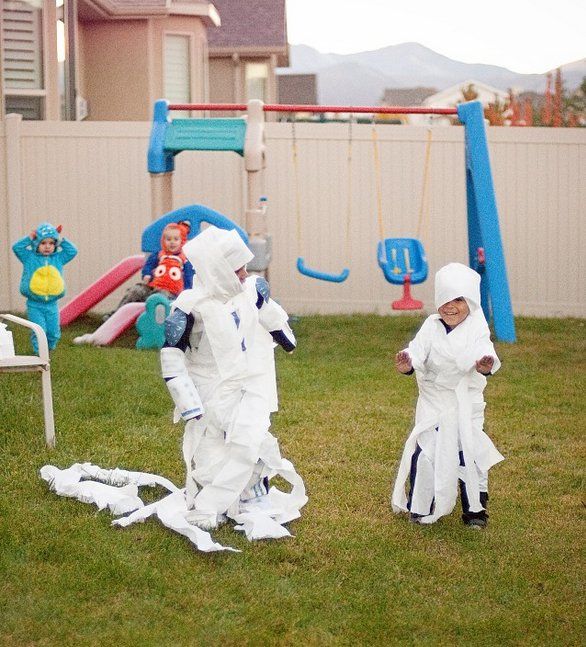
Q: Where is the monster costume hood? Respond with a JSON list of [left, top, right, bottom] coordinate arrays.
[[12, 222, 77, 303]]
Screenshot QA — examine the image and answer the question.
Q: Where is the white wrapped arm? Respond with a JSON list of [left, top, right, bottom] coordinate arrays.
[[160, 346, 204, 421]]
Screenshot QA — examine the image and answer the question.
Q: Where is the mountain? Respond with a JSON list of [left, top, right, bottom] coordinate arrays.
[[314, 61, 398, 106], [279, 43, 586, 104]]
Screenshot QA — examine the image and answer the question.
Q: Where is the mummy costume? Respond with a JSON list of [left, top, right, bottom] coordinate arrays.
[[391, 263, 504, 526], [160, 226, 306, 534], [41, 226, 305, 553]]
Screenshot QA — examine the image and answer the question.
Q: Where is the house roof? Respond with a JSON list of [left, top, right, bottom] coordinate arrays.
[[207, 0, 288, 52], [424, 80, 508, 106], [277, 74, 318, 105], [78, 0, 220, 25], [381, 87, 437, 106]]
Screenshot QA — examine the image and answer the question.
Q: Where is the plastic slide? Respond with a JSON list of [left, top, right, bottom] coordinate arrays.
[[73, 302, 146, 346], [60, 255, 145, 326]]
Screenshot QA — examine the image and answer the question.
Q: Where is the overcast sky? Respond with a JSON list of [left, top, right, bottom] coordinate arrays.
[[286, 0, 586, 74]]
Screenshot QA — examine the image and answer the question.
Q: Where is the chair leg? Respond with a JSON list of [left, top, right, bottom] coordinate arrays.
[[41, 367, 56, 448]]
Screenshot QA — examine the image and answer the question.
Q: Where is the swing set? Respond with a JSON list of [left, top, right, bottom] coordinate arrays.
[[152, 100, 515, 342]]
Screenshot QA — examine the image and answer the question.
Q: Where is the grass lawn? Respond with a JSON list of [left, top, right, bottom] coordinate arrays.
[[0, 313, 584, 646]]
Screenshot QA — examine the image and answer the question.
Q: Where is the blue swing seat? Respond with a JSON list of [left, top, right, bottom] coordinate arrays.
[[296, 257, 350, 283], [377, 237, 428, 285]]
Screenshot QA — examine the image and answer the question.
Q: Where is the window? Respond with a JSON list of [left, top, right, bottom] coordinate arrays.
[[245, 62, 268, 102], [5, 95, 43, 119], [165, 34, 191, 116], [2, 0, 45, 119]]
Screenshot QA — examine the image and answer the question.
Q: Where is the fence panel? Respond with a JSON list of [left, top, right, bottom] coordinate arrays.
[[0, 120, 584, 318]]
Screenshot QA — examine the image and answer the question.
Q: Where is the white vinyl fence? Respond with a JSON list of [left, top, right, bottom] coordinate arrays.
[[1, 116, 584, 318]]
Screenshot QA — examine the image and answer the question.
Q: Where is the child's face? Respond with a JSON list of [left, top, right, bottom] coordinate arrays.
[[438, 296, 470, 328], [162, 228, 182, 253], [235, 266, 248, 284], [38, 238, 56, 256]]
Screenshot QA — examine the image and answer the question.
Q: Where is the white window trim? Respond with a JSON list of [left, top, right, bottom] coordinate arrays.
[[4, 88, 46, 97]]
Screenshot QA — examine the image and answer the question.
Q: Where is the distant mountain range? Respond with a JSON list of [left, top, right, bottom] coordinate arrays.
[[278, 43, 586, 105]]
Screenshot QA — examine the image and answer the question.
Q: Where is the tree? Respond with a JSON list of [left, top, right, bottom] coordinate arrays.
[[552, 68, 563, 127], [541, 73, 553, 126], [460, 83, 479, 102], [523, 98, 534, 126], [565, 76, 586, 127], [485, 96, 508, 126], [508, 89, 522, 125]]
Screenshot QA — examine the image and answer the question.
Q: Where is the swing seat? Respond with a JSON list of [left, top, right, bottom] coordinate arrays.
[[377, 237, 428, 285], [296, 258, 350, 283]]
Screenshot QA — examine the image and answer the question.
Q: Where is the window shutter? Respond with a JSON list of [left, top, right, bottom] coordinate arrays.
[[164, 35, 191, 104], [2, 1, 44, 90]]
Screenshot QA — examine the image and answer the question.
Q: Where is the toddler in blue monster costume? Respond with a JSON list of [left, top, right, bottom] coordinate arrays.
[[12, 222, 78, 353]]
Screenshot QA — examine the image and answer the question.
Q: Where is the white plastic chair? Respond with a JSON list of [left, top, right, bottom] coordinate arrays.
[[0, 314, 56, 447]]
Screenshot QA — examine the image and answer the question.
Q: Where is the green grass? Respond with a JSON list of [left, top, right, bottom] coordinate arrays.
[[0, 314, 584, 646]]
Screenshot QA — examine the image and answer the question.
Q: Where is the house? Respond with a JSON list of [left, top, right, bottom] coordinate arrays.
[[1, 0, 288, 122], [206, 0, 288, 118], [1, 0, 220, 121], [381, 87, 438, 107], [380, 87, 438, 125], [75, 0, 219, 121], [411, 79, 509, 125], [277, 74, 317, 106], [275, 73, 317, 120]]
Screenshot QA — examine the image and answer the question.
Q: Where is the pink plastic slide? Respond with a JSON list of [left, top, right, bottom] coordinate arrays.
[[60, 254, 145, 326], [73, 302, 146, 346]]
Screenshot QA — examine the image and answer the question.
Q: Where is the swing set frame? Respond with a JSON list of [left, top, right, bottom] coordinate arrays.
[[157, 101, 515, 343]]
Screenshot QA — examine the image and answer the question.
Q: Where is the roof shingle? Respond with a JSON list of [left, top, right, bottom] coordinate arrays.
[[207, 0, 287, 49]]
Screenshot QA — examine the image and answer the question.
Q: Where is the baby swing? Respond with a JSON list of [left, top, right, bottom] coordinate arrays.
[[291, 118, 351, 283], [372, 122, 432, 310]]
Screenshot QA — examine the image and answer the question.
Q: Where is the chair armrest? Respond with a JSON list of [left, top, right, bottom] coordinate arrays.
[[0, 313, 50, 360]]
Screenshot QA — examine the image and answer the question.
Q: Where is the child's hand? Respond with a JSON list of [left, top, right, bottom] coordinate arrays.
[[395, 351, 413, 374], [143, 275, 151, 284], [29, 230, 37, 240], [476, 355, 494, 375]]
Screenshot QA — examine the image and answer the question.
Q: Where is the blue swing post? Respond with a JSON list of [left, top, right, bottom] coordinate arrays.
[[457, 101, 516, 343]]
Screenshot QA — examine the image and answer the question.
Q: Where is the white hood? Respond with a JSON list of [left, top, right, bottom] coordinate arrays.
[[183, 226, 253, 303], [434, 262, 481, 312]]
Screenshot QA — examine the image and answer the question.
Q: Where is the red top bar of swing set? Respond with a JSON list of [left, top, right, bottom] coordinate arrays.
[[167, 102, 458, 115]]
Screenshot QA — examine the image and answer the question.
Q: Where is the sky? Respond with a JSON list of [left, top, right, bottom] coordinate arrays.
[[286, 0, 586, 74]]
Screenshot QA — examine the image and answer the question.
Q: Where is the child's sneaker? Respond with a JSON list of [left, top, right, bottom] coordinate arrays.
[[73, 334, 94, 345], [185, 510, 218, 531], [463, 516, 487, 529]]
